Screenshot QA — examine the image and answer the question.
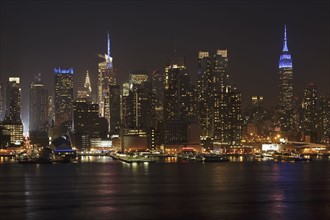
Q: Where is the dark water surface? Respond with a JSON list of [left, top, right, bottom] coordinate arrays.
[[1, 157, 330, 220]]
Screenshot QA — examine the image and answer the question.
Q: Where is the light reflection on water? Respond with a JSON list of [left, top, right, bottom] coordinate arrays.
[[0, 157, 329, 219], [79, 156, 114, 163], [0, 156, 16, 164]]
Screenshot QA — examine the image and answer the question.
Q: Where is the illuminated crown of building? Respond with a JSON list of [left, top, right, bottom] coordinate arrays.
[[279, 25, 293, 68], [84, 70, 92, 93], [105, 31, 113, 69]]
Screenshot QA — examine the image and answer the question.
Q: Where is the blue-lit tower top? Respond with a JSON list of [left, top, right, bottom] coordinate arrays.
[[106, 31, 113, 69], [54, 67, 74, 74], [279, 25, 292, 68]]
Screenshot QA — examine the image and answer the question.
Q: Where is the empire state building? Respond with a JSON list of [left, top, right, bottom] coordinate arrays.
[[278, 25, 294, 132]]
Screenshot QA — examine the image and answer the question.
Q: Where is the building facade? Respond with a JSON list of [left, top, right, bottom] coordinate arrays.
[[277, 25, 294, 132], [54, 67, 74, 131], [29, 74, 49, 133], [98, 32, 117, 125], [6, 77, 22, 122], [301, 83, 318, 142], [214, 86, 242, 146], [73, 98, 99, 150]]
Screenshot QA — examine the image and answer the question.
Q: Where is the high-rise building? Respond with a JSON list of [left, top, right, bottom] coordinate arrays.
[[198, 51, 214, 139], [277, 25, 294, 132], [54, 67, 74, 131], [302, 83, 318, 142], [2, 77, 24, 145], [29, 74, 49, 138], [318, 94, 330, 143], [164, 57, 190, 121], [73, 97, 99, 151], [213, 49, 229, 91], [48, 96, 55, 125], [127, 73, 155, 129], [214, 86, 242, 146], [109, 85, 121, 135], [98, 32, 117, 122], [0, 81, 4, 120], [1, 120, 23, 145], [6, 77, 21, 122], [198, 50, 230, 141], [152, 70, 164, 121]]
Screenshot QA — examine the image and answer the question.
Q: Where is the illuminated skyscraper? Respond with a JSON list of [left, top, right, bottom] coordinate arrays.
[[152, 70, 164, 121], [213, 49, 229, 91], [54, 67, 74, 131], [6, 77, 21, 122], [109, 85, 121, 135], [77, 70, 93, 102], [73, 97, 99, 151], [122, 73, 155, 129], [318, 94, 330, 143], [164, 57, 190, 121], [302, 83, 318, 142], [198, 50, 229, 140], [2, 77, 23, 144], [84, 70, 92, 95], [197, 51, 213, 139], [29, 74, 49, 135], [277, 25, 294, 132], [214, 86, 242, 146], [98, 32, 117, 122]]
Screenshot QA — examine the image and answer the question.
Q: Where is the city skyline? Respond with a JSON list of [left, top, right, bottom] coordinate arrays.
[[0, 1, 329, 130]]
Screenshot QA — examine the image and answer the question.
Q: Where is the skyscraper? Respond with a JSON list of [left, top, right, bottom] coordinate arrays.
[[152, 70, 164, 121], [318, 94, 330, 143], [214, 86, 242, 146], [197, 51, 213, 139], [213, 49, 229, 91], [6, 77, 21, 122], [109, 85, 121, 135], [277, 25, 294, 132], [198, 50, 229, 141], [73, 97, 99, 151], [29, 74, 49, 137], [123, 73, 155, 129], [54, 67, 74, 131], [302, 82, 318, 142], [164, 57, 190, 121], [2, 77, 23, 144], [98, 32, 117, 121]]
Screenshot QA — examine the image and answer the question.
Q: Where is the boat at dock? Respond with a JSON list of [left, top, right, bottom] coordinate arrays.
[[273, 151, 312, 162], [114, 153, 156, 163], [200, 154, 230, 162], [193, 154, 230, 162]]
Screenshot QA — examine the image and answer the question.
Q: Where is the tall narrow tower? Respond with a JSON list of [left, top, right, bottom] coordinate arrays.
[[278, 25, 294, 132], [98, 32, 117, 133], [84, 70, 92, 95]]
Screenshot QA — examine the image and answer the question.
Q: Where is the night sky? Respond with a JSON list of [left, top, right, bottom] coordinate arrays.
[[0, 1, 329, 129]]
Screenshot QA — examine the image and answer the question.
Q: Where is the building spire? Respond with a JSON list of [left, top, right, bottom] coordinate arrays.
[[282, 24, 288, 52], [106, 31, 112, 68], [279, 24, 292, 68], [107, 31, 111, 57], [84, 70, 92, 93]]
